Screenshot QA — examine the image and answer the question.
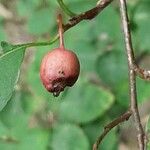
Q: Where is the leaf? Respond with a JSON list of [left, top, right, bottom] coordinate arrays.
[[51, 124, 90, 150], [0, 92, 50, 150], [95, 49, 129, 107], [94, 5, 121, 43], [146, 116, 150, 149], [0, 25, 6, 41], [96, 50, 128, 87], [134, 1, 150, 50], [16, 0, 40, 17], [137, 78, 150, 103], [58, 77, 114, 123], [0, 91, 25, 127], [64, 0, 97, 14], [1, 41, 15, 53], [0, 47, 25, 111]]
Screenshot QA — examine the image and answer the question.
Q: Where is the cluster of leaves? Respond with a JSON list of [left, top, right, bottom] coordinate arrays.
[[0, 0, 150, 149]]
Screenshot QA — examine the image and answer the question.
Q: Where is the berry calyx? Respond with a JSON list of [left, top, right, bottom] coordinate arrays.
[[40, 14, 80, 97]]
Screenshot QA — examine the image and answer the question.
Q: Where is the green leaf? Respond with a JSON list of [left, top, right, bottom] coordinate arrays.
[[0, 47, 25, 110], [58, 77, 114, 123], [0, 25, 6, 41], [1, 41, 15, 53], [96, 50, 128, 87], [137, 78, 150, 103], [67, 41, 98, 72], [0, 91, 25, 127], [96, 48, 129, 105], [94, 5, 122, 43], [134, 1, 150, 50], [16, 0, 41, 17], [65, 0, 97, 14], [0, 120, 49, 150], [51, 124, 90, 150], [146, 116, 150, 149], [0, 92, 50, 150], [114, 80, 129, 107]]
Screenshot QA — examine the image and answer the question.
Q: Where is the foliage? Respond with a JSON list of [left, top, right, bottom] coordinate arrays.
[[0, 0, 150, 149]]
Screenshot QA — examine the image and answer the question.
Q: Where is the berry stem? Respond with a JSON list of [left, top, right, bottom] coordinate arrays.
[[57, 14, 65, 49]]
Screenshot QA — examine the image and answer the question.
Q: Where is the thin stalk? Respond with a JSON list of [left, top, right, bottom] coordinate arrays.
[[119, 0, 145, 149], [57, 0, 76, 17], [57, 14, 65, 49]]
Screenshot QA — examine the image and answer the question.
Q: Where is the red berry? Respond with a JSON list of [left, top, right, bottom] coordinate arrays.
[[40, 14, 80, 97], [40, 48, 80, 96]]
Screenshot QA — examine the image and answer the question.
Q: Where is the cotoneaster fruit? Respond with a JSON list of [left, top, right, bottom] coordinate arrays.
[[40, 14, 80, 97]]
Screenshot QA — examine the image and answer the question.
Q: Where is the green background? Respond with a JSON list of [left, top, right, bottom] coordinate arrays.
[[0, 0, 150, 149]]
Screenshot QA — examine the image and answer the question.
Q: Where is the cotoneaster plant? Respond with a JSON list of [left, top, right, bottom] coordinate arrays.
[[40, 14, 80, 97]]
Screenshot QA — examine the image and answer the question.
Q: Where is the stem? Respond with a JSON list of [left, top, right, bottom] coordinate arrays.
[[119, 0, 145, 149], [57, 0, 76, 17], [134, 64, 150, 81], [57, 14, 65, 49], [93, 110, 132, 150], [14, 35, 58, 49], [5, 0, 112, 50]]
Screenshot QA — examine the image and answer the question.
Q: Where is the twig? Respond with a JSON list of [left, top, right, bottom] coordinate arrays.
[[64, 0, 113, 31], [57, 0, 76, 17], [119, 0, 145, 149], [9, 0, 113, 49], [134, 65, 150, 81], [93, 110, 132, 150]]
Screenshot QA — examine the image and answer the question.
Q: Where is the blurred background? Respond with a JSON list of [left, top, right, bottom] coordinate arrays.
[[0, 0, 150, 149]]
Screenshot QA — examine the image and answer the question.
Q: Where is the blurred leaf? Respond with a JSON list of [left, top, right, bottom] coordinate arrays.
[[137, 78, 150, 103], [0, 92, 26, 127], [27, 8, 55, 35], [94, 5, 122, 46], [0, 121, 9, 136], [134, 1, 150, 50], [96, 50, 128, 86], [65, 0, 97, 14], [96, 50, 129, 107], [16, 0, 41, 17], [0, 92, 50, 150], [65, 22, 95, 43], [68, 41, 98, 72], [115, 77, 150, 107], [51, 124, 90, 150], [19, 128, 49, 150], [0, 25, 6, 41], [83, 118, 118, 150], [0, 47, 25, 111], [0, 123, 50, 150], [146, 116, 150, 149], [114, 80, 129, 107], [58, 77, 114, 123]]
